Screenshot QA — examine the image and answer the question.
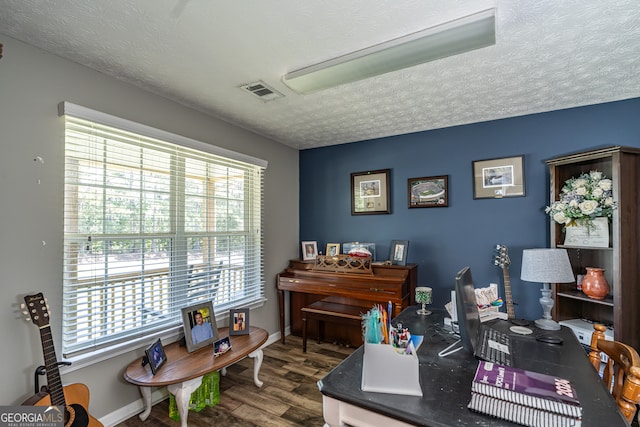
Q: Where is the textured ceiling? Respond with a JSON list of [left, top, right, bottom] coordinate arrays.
[[1, 1, 639, 150]]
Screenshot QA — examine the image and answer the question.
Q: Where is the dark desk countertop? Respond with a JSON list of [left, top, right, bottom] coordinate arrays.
[[319, 306, 626, 427]]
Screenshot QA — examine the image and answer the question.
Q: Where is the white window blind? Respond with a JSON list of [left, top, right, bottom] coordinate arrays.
[[60, 103, 266, 357]]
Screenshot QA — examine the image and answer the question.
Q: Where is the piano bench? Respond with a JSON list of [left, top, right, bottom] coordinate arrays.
[[301, 301, 363, 352]]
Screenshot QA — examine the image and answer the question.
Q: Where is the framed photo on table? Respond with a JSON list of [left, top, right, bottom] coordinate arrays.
[[472, 155, 525, 199], [229, 308, 250, 335], [143, 338, 167, 375], [181, 301, 218, 352], [408, 175, 448, 208], [351, 169, 391, 215], [214, 336, 232, 356]]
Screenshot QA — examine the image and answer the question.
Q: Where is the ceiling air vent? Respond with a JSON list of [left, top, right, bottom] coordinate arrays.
[[240, 81, 284, 101]]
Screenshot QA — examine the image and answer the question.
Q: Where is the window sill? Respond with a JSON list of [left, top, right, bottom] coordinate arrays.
[[61, 299, 266, 373]]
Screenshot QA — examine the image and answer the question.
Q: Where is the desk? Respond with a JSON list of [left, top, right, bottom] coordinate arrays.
[[124, 326, 268, 427], [319, 307, 627, 427]]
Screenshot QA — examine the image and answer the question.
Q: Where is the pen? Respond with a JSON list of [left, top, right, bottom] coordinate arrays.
[[381, 307, 388, 344], [387, 301, 392, 332]]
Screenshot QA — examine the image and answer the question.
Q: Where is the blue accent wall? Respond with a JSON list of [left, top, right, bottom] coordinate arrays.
[[299, 98, 640, 320]]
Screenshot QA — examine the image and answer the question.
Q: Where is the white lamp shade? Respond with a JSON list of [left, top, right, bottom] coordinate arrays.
[[520, 248, 575, 284]]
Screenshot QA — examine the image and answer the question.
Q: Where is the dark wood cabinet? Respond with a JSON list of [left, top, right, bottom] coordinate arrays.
[[547, 146, 640, 351]]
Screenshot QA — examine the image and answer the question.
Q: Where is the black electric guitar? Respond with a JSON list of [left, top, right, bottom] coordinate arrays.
[[23, 293, 103, 427], [493, 245, 515, 320]]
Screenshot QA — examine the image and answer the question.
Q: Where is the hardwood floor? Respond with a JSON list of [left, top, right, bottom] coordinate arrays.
[[115, 335, 355, 426]]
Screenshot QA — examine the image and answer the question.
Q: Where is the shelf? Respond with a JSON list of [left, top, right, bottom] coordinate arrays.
[[547, 146, 640, 350], [557, 290, 614, 307], [557, 244, 613, 251]]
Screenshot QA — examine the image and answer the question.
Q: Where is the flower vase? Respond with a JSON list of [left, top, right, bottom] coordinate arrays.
[[581, 267, 609, 300]]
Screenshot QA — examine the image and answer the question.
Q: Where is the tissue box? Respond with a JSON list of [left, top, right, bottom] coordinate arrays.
[[361, 342, 422, 396]]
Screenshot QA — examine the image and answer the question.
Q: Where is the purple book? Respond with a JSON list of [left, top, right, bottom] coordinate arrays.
[[471, 361, 582, 418]]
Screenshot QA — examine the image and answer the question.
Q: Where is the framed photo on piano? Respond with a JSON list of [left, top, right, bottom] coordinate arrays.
[[301, 241, 318, 261], [389, 240, 409, 266], [326, 243, 340, 257]]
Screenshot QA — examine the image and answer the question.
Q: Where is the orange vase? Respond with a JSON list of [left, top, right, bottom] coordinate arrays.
[[581, 267, 610, 300]]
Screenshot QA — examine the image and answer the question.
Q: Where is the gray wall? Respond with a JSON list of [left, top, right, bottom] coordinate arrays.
[[0, 35, 299, 421]]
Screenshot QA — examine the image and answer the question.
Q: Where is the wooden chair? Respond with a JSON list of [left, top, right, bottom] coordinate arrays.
[[588, 323, 640, 423]]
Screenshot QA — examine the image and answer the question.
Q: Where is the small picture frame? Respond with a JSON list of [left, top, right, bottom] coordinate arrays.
[[181, 301, 218, 353], [389, 240, 409, 266], [301, 241, 318, 261], [326, 243, 340, 257], [351, 169, 391, 215], [408, 175, 448, 208], [472, 155, 525, 199], [143, 338, 167, 375], [213, 336, 232, 357], [229, 308, 250, 335]]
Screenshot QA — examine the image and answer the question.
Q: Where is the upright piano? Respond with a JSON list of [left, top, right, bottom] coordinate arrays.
[[276, 259, 417, 346]]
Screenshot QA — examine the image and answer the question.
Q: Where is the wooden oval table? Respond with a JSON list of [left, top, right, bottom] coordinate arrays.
[[124, 326, 268, 426]]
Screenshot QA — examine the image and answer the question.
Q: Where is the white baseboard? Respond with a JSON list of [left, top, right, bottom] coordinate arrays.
[[100, 388, 169, 427], [99, 328, 287, 426], [265, 328, 286, 347]]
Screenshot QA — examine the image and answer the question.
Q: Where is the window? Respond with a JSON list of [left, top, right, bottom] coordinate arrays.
[[60, 103, 266, 357]]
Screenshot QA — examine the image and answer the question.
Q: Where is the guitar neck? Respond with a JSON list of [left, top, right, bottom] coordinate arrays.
[[39, 325, 66, 407], [502, 268, 515, 319]]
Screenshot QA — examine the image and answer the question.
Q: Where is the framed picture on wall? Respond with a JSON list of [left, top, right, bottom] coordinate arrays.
[[301, 241, 318, 260], [408, 175, 448, 208], [351, 169, 391, 215], [181, 301, 218, 352], [472, 155, 525, 199]]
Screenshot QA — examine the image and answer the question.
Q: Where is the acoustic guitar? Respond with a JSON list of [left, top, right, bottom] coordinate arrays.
[[493, 245, 515, 319], [23, 292, 103, 427]]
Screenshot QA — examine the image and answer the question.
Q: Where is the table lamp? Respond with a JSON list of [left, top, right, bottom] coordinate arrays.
[[520, 248, 574, 330]]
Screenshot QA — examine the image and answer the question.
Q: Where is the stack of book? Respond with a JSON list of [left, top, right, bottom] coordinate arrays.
[[468, 361, 582, 427]]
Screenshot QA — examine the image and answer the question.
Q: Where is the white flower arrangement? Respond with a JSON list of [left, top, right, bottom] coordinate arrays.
[[545, 170, 615, 229]]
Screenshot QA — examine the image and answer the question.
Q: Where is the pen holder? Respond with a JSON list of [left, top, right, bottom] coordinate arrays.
[[361, 342, 423, 396]]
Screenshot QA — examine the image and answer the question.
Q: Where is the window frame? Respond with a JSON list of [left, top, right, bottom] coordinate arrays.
[[59, 102, 267, 359]]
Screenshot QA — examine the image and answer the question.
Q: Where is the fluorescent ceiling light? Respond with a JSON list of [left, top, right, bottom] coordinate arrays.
[[282, 8, 496, 95]]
